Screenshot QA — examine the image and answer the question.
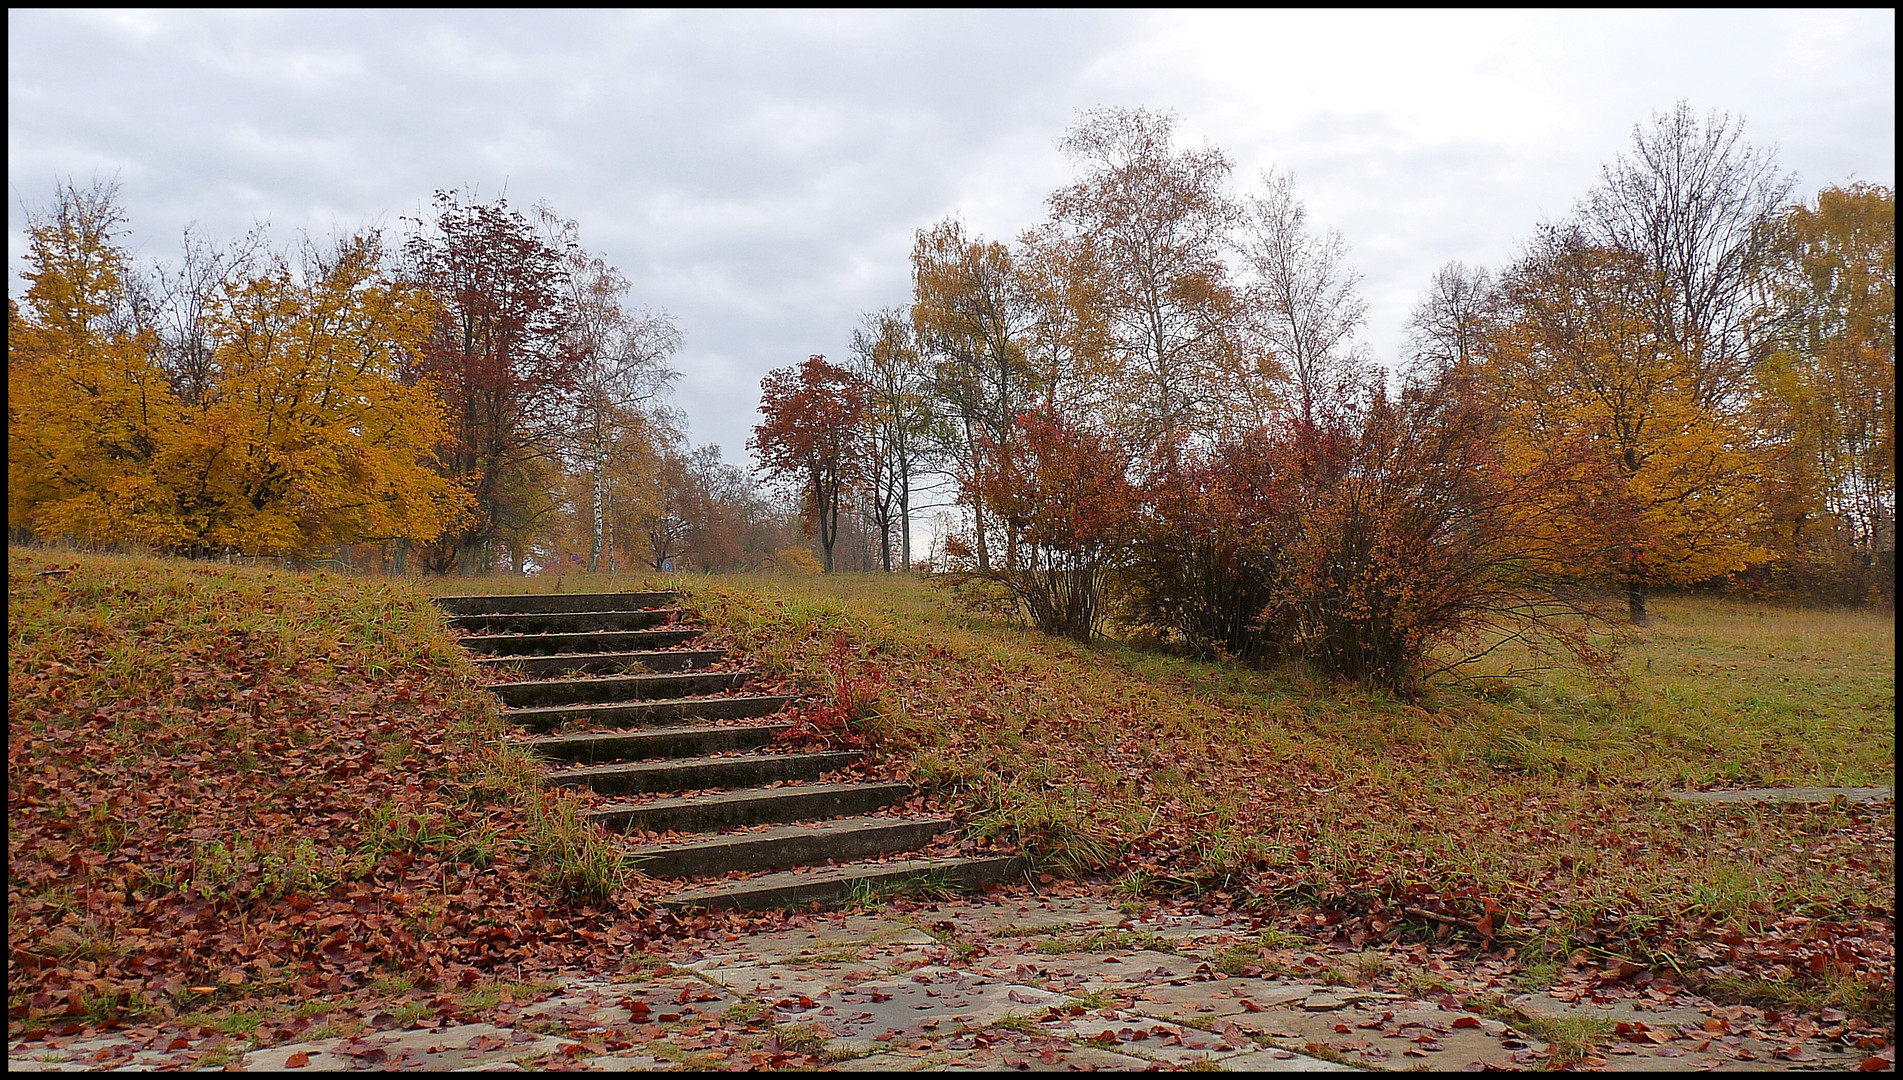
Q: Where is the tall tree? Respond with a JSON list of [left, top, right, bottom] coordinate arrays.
[[1485, 228, 1762, 622], [539, 207, 682, 573], [1048, 106, 1246, 446], [1407, 261, 1497, 379], [910, 218, 1038, 571], [749, 354, 869, 573], [1751, 183, 1896, 598], [1240, 169, 1365, 427], [158, 234, 469, 555], [8, 179, 177, 545], [1579, 101, 1795, 410], [848, 309, 931, 570], [403, 190, 583, 574]]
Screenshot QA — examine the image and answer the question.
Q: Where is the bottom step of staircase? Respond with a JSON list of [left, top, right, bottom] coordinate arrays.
[[658, 855, 1024, 911]]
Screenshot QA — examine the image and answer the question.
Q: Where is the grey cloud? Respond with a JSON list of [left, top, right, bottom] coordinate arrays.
[[8, 9, 1892, 467]]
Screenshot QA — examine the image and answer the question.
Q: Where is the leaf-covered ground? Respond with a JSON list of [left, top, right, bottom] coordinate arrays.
[[663, 572, 1894, 1029], [5, 548, 746, 1038], [10, 552, 1892, 1059]]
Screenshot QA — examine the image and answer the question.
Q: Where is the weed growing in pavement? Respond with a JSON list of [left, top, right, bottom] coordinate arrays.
[[1513, 1013, 1615, 1066], [1033, 929, 1174, 955], [1063, 988, 1120, 1010], [721, 999, 771, 1026], [770, 1023, 828, 1054]]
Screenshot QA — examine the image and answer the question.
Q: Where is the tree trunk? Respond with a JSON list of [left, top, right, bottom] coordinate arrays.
[[972, 497, 990, 572], [1627, 580, 1649, 625], [588, 467, 605, 573], [820, 505, 837, 573], [899, 463, 912, 572], [393, 538, 408, 576]]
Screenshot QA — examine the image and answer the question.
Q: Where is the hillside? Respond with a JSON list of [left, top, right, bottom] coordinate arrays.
[[9, 550, 1893, 1047]]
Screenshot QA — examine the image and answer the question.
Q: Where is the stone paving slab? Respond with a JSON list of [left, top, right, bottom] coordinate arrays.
[[240, 1022, 580, 1070], [1035, 1006, 1257, 1065], [1665, 786, 1893, 804], [9, 895, 1884, 1072]]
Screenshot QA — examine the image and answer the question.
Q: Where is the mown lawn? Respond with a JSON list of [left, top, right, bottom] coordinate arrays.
[[445, 568, 1892, 1017]]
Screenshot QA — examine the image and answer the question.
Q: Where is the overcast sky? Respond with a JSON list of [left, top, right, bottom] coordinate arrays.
[[9, 9, 1896, 480]]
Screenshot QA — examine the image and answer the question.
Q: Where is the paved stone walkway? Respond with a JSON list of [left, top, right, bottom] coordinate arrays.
[[1664, 786, 1893, 805], [8, 896, 1879, 1072]]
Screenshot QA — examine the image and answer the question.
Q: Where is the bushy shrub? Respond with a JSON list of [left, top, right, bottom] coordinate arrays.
[[1118, 430, 1296, 662], [1122, 375, 1607, 690], [942, 408, 1136, 641]]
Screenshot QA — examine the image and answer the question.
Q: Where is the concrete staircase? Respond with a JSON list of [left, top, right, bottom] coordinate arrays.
[[435, 590, 1019, 910]]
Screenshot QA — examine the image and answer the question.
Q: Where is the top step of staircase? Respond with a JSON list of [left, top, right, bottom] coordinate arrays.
[[433, 591, 679, 616]]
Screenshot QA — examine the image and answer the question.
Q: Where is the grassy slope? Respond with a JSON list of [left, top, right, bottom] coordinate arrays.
[[644, 570, 1891, 1009], [6, 548, 656, 1034], [14, 553, 1889, 1032]]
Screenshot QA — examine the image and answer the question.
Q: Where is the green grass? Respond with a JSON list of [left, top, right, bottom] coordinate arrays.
[[31, 556, 1884, 1024], [1033, 929, 1175, 954], [6, 547, 644, 1029], [471, 568, 1893, 1014], [1512, 1013, 1614, 1066]]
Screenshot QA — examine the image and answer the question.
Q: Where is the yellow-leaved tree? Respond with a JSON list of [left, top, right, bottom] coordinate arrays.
[[1750, 183, 1896, 600], [156, 234, 471, 555], [1484, 229, 1763, 622], [9, 180, 470, 556], [8, 181, 182, 544]]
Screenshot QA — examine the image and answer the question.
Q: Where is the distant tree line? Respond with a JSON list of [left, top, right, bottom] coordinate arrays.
[[8, 186, 810, 575], [748, 103, 1894, 688]]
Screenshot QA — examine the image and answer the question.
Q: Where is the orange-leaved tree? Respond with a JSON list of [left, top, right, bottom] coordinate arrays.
[[749, 354, 868, 573], [1749, 183, 1896, 601], [1483, 228, 1763, 622]]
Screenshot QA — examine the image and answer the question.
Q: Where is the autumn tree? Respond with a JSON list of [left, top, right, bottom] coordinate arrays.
[[953, 407, 1136, 640], [9, 181, 468, 556], [1048, 107, 1250, 446], [1750, 183, 1896, 600], [8, 179, 178, 545], [1579, 101, 1794, 410], [1407, 261, 1498, 380], [910, 218, 1040, 571], [749, 354, 869, 573], [1240, 169, 1363, 426], [155, 234, 470, 555], [1265, 372, 1607, 690], [144, 224, 271, 409], [1484, 228, 1763, 622], [539, 207, 682, 573], [403, 190, 584, 575], [848, 309, 932, 570]]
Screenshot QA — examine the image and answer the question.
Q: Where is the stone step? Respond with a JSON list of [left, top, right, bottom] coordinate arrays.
[[546, 751, 860, 796], [659, 855, 1025, 911], [586, 781, 911, 833], [474, 649, 725, 677], [523, 722, 789, 764], [435, 591, 679, 616], [460, 628, 704, 656], [626, 816, 954, 878], [503, 694, 795, 734], [448, 608, 685, 635], [490, 670, 746, 708]]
